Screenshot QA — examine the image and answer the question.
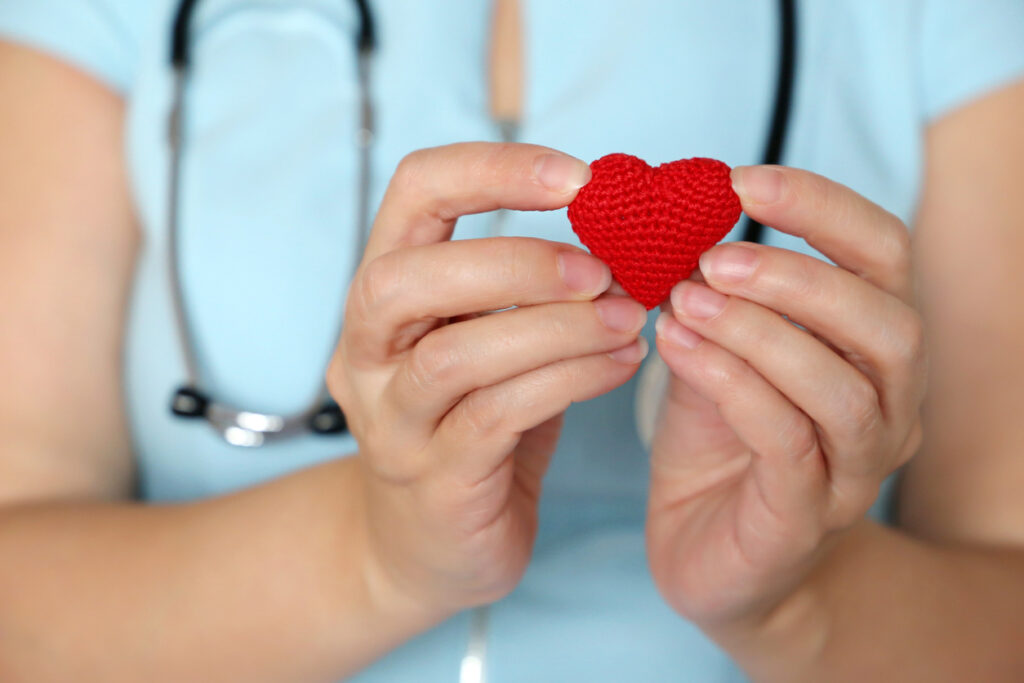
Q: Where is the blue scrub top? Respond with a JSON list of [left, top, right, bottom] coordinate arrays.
[[3, 1, 1024, 681]]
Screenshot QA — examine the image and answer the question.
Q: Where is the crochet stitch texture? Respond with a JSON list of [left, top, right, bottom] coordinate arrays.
[[568, 154, 742, 309]]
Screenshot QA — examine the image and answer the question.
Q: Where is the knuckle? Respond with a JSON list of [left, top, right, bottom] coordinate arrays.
[[481, 142, 521, 177], [696, 351, 751, 402], [449, 142, 524, 194], [454, 388, 506, 436], [554, 360, 592, 401], [482, 236, 561, 295], [392, 149, 430, 193], [835, 374, 881, 439], [493, 237, 538, 288], [773, 255, 824, 303], [536, 303, 578, 341], [730, 308, 788, 359], [885, 310, 926, 369], [405, 329, 462, 394], [779, 415, 820, 464], [883, 221, 913, 272], [355, 252, 403, 318], [804, 172, 852, 229]]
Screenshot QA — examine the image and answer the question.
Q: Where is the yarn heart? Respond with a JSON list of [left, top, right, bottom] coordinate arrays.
[[567, 154, 743, 309]]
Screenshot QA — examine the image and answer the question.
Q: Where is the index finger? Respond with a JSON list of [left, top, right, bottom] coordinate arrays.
[[364, 142, 592, 261], [344, 237, 612, 365], [732, 165, 913, 302]]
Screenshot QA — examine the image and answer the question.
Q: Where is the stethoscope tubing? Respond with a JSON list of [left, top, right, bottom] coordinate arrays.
[[165, 0, 376, 445], [162, 0, 796, 447]]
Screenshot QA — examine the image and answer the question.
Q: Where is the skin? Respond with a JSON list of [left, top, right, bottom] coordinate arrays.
[[0, 43, 647, 682], [650, 166, 926, 625], [330, 142, 650, 613], [651, 80, 1024, 680], [1, 12, 1023, 683]]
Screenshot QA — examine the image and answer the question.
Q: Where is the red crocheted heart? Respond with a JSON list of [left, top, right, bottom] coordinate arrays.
[[567, 154, 742, 309]]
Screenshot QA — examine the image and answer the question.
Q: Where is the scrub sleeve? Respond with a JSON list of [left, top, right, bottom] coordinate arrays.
[[0, 0, 142, 93], [918, 0, 1024, 121], [3, 0, 1024, 142]]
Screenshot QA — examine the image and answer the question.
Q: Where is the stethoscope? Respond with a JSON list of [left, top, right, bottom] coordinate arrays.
[[164, 2, 796, 681], [164, 0, 796, 455], [166, 0, 376, 447]]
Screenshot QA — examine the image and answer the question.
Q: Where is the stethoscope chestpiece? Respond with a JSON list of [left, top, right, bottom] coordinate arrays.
[[170, 386, 348, 443], [308, 402, 348, 435], [171, 385, 210, 418]]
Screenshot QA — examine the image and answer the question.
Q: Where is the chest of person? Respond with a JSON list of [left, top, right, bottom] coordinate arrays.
[[120, 0, 924, 500]]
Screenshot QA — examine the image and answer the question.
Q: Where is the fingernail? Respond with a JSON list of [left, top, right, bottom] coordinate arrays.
[[700, 245, 759, 284], [731, 166, 785, 205], [608, 337, 649, 364], [558, 251, 611, 297], [534, 153, 592, 192], [671, 282, 728, 319], [655, 312, 703, 349], [594, 297, 647, 332]]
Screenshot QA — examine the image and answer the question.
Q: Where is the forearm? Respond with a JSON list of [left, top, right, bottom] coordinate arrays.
[[0, 456, 445, 683], [708, 520, 1024, 682]]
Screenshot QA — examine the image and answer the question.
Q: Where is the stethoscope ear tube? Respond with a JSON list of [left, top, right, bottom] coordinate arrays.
[[170, 0, 376, 66], [352, 0, 376, 53], [170, 0, 200, 68], [740, 0, 797, 245]]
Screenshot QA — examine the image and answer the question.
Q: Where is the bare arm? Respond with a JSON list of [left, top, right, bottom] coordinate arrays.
[[706, 80, 1024, 681], [0, 460, 440, 683], [0, 40, 136, 501], [903, 80, 1024, 545], [0, 42, 437, 682]]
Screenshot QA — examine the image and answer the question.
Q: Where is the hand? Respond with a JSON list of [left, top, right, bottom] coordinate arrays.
[[647, 165, 926, 627], [327, 143, 649, 616]]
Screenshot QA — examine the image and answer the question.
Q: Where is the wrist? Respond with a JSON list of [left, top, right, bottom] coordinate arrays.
[[298, 456, 452, 676], [703, 579, 829, 683], [696, 530, 854, 683], [349, 456, 457, 630]]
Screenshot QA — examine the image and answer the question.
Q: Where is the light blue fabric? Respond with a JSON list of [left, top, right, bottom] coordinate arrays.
[[919, 0, 1024, 120], [2, 1, 1024, 681], [0, 0, 146, 91]]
